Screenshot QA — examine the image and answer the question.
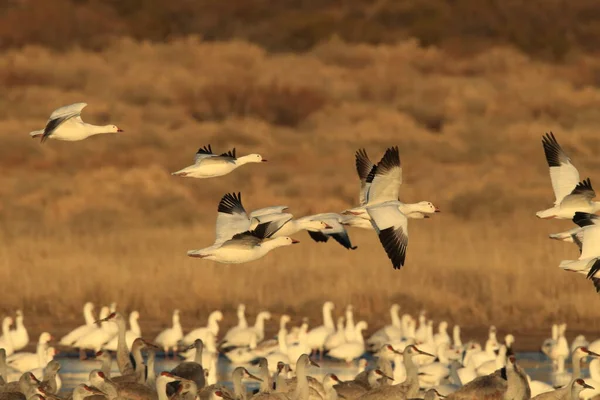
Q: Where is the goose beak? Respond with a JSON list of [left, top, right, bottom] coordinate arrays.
[[435, 207, 441, 212], [585, 348, 600, 357], [117, 128, 124, 132], [323, 223, 333, 229], [291, 239, 300, 244], [416, 348, 436, 358], [261, 159, 268, 162], [245, 371, 263, 382]]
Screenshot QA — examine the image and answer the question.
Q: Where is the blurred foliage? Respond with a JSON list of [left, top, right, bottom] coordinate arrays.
[[1, 0, 599, 60]]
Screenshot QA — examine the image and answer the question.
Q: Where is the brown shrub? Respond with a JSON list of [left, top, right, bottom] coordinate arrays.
[[183, 81, 329, 127]]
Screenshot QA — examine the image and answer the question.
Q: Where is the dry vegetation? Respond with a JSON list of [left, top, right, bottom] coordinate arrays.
[[3, 35, 600, 347]]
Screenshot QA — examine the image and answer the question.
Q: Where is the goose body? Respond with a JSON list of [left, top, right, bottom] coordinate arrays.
[[29, 103, 122, 142], [172, 145, 266, 178]]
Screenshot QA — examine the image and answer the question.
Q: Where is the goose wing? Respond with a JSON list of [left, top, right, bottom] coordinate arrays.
[[561, 178, 596, 208], [541, 132, 581, 205], [367, 202, 408, 270], [355, 148, 375, 206], [365, 146, 402, 205], [214, 193, 251, 246], [41, 102, 87, 142]]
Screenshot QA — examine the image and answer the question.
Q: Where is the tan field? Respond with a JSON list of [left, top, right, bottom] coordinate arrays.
[[2, 36, 600, 348]]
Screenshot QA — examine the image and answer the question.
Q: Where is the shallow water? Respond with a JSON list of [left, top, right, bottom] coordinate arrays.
[[55, 351, 570, 395]]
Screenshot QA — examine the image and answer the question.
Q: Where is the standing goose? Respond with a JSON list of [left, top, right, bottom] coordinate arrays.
[[366, 305, 402, 351], [444, 356, 530, 400], [306, 302, 336, 359], [220, 311, 272, 348], [8, 311, 28, 353], [0, 318, 14, 357], [532, 378, 593, 399], [324, 317, 346, 351], [333, 369, 393, 400], [7, 332, 52, 372], [102, 311, 141, 352], [327, 321, 368, 363], [59, 302, 96, 347], [154, 310, 183, 358], [172, 145, 266, 178], [199, 367, 262, 400], [182, 310, 223, 346], [356, 345, 436, 400], [286, 355, 319, 400], [29, 103, 123, 142], [95, 312, 134, 376], [168, 339, 205, 394], [536, 132, 600, 219]]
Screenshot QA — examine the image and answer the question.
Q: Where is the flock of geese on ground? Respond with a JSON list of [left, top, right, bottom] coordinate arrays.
[[1, 302, 600, 399]]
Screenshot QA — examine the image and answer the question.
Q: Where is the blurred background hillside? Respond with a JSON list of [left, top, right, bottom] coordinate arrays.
[[1, 0, 600, 344]]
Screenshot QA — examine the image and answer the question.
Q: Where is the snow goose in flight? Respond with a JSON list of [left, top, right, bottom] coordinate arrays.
[[29, 103, 123, 142], [558, 212, 600, 292], [358, 147, 411, 269], [342, 147, 439, 223], [187, 218, 299, 264], [537, 132, 600, 219], [172, 145, 266, 178], [303, 213, 358, 250]]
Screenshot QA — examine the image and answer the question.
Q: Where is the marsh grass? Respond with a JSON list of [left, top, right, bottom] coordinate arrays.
[[1, 38, 600, 337]]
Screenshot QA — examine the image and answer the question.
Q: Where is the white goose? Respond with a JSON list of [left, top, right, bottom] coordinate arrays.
[[73, 306, 113, 352], [354, 146, 436, 269], [29, 103, 123, 142], [324, 316, 346, 351], [7, 332, 52, 371], [342, 147, 440, 221], [172, 145, 266, 178], [327, 321, 368, 363], [302, 213, 358, 250], [306, 301, 336, 357], [59, 302, 96, 346], [366, 304, 402, 351], [187, 192, 299, 263], [558, 212, 600, 290], [0, 317, 14, 356], [102, 310, 141, 351], [536, 132, 600, 219], [264, 317, 291, 372], [344, 305, 356, 342], [154, 309, 183, 357], [182, 310, 223, 346], [287, 319, 311, 363], [221, 311, 271, 347], [8, 310, 29, 352]]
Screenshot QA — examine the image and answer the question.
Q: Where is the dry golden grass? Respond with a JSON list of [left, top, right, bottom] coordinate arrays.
[[2, 37, 600, 342]]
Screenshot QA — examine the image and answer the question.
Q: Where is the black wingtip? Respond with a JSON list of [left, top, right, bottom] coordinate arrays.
[[196, 145, 213, 155], [573, 211, 599, 228], [308, 231, 329, 243], [592, 277, 600, 294], [220, 148, 237, 159], [355, 148, 373, 181], [571, 178, 594, 196], [217, 192, 245, 215], [541, 132, 563, 168], [587, 259, 600, 280], [375, 146, 401, 177], [378, 226, 407, 270]]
